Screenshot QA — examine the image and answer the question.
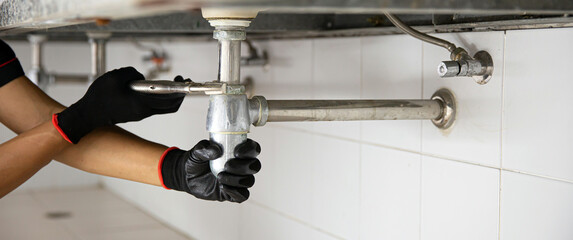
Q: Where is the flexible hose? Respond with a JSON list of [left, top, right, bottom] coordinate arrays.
[[384, 13, 457, 53]]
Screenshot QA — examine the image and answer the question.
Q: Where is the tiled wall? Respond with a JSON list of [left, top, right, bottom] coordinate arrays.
[[4, 27, 573, 239], [103, 28, 573, 240]]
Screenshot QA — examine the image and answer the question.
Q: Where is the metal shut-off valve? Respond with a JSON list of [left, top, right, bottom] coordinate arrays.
[[437, 48, 494, 84], [385, 13, 494, 85]]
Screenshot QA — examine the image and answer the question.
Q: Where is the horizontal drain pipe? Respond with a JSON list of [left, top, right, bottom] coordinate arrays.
[[249, 88, 456, 129]]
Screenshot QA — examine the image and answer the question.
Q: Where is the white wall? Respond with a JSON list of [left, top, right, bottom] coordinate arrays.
[[4, 27, 573, 240], [102, 28, 573, 240]]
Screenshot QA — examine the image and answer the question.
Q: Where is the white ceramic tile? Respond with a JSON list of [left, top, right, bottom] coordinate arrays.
[[422, 31, 504, 167], [311, 135, 361, 240], [260, 127, 314, 223], [107, 42, 147, 72], [108, 41, 219, 81], [160, 41, 219, 81], [361, 145, 420, 240], [0, 192, 75, 240], [312, 38, 361, 99], [47, 82, 88, 107], [421, 156, 499, 240], [33, 189, 160, 236], [503, 29, 573, 181], [241, 40, 272, 97], [240, 202, 313, 240], [266, 39, 313, 99], [80, 226, 190, 240], [0, 217, 76, 240], [0, 192, 45, 219], [500, 171, 573, 240], [160, 195, 241, 240], [361, 35, 423, 152], [44, 42, 91, 74], [102, 178, 241, 240], [32, 187, 136, 213], [311, 37, 362, 140], [308, 230, 341, 240], [246, 126, 276, 205], [60, 207, 160, 235], [1, 189, 192, 240], [265, 39, 315, 131], [6, 41, 32, 71]]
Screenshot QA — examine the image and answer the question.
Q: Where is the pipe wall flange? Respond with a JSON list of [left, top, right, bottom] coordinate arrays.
[[431, 88, 456, 129], [472, 51, 494, 85]]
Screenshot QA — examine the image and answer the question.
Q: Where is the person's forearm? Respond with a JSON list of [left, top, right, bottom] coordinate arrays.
[[0, 121, 68, 198], [56, 126, 165, 186], [0, 76, 164, 186], [0, 76, 61, 133]]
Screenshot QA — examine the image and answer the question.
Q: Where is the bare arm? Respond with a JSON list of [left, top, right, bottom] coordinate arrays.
[[0, 76, 165, 186], [0, 121, 68, 197]]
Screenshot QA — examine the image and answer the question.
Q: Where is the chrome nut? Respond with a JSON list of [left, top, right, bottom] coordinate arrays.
[[213, 30, 246, 41], [225, 84, 246, 94]]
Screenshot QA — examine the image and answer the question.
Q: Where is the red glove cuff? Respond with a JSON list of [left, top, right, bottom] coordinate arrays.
[[158, 147, 180, 190], [52, 114, 74, 144]]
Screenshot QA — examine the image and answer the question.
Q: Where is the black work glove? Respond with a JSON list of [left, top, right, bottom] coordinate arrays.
[[160, 139, 262, 203], [54, 67, 185, 144], [0, 40, 25, 88]]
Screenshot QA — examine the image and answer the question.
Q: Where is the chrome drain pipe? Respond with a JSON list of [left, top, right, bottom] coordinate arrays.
[[207, 19, 252, 176], [248, 88, 456, 129]]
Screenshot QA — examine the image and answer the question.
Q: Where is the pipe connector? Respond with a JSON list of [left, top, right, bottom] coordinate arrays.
[[249, 96, 269, 127], [437, 50, 494, 85], [213, 30, 246, 41]]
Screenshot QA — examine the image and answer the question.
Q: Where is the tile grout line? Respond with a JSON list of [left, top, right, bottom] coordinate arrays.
[[358, 37, 364, 240], [309, 38, 318, 239], [268, 124, 573, 186], [500, 168, 573, 184], [248, 200, 345, 240], [419, 40, 424, 240], [498, 30, 508, 240]]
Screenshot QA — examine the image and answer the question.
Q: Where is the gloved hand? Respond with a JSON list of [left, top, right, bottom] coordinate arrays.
[[0, 40, 25, 88], [159, 139, 262, 203], [54, 67, 185, 144]]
